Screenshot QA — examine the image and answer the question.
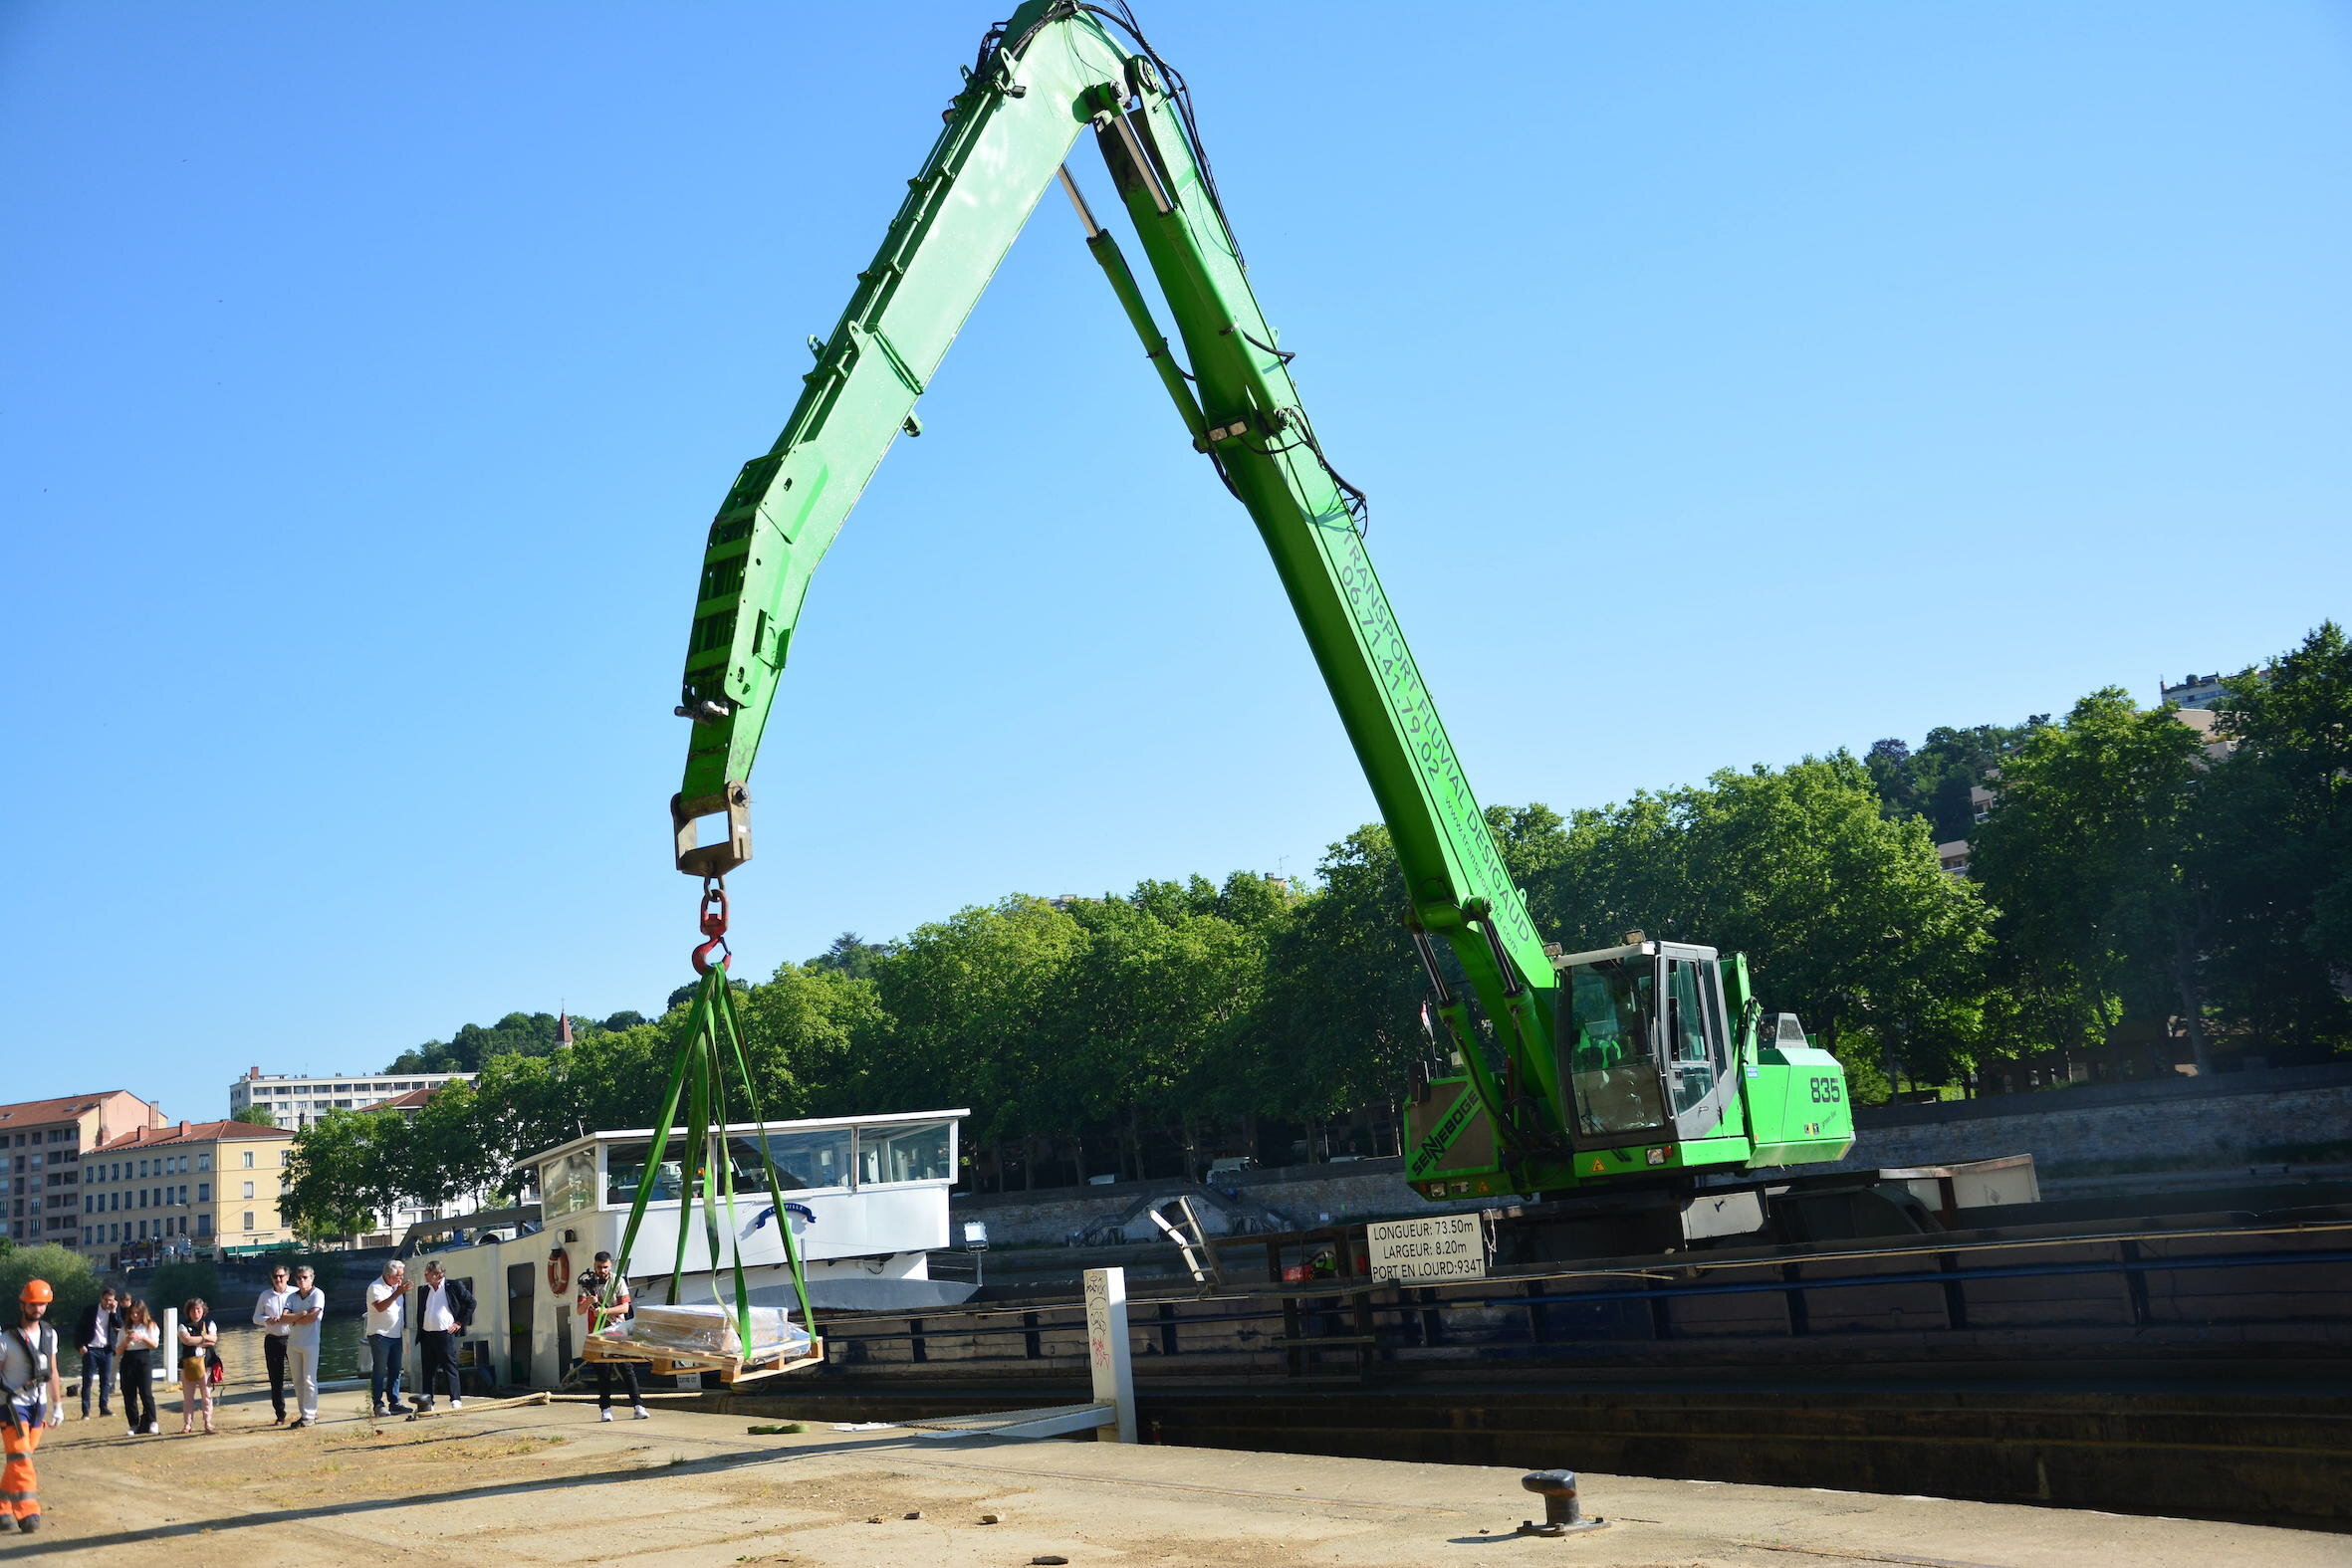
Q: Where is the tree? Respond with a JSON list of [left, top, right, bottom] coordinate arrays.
[[282, 1108, 410, 1237], [149, 1259, 221, 1312], [872, 897, 1091, 1186], [2203, 622, 2352, 1055], [383, 1009, 606, 1074], [230, 1104, 276, 1127], [738, 963, 890, 1119], [1971, 689, 2213, 1072], [1042, 878, 1279, 1178], [808, 933, 893, 982], [1535, 755, 1995, 1094], [0, 1244, 99, 1340], [1866, 720, 2044, 841]]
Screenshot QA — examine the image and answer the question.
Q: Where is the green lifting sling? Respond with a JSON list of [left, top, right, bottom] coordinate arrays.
[[601, 962, 815, 1359]]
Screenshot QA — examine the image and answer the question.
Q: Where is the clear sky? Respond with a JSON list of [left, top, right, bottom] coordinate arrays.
[[4, 2, 2347, 1126]]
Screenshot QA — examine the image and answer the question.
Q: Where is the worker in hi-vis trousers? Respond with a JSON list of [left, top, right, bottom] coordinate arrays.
[[1, 1279, 64, 1535]]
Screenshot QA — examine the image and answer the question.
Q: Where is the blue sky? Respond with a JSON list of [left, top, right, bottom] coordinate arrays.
[[4, 2, 2347, 1125]]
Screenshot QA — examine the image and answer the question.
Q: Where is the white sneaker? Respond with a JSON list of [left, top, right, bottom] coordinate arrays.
[[449, 1398, 463, 1410], [599, 1408, 614, 1423], [632, 1405, 651, 1421]]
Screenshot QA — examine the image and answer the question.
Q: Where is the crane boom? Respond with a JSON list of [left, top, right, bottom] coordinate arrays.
[[669, 1, 1851, 1202]]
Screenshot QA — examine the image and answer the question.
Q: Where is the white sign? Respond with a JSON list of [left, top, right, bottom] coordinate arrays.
[[1365, 1213, 1488, 1282]]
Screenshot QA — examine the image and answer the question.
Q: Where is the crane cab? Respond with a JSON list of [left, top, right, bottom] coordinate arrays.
[[1403, 936, 1854, 1202], [1553, 939, 1740, 1149]]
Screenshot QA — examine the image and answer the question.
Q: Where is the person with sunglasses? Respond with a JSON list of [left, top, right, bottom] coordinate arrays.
[[251, 1263, 297, 1426]]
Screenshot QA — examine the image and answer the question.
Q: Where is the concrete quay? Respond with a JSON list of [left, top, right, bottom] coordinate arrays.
[[23, 1384, 2348, 1566]]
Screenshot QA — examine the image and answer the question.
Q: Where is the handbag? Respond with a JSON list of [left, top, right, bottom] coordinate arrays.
[[208, 1358, 225, 1386], [179, 1355, 205, 1383]]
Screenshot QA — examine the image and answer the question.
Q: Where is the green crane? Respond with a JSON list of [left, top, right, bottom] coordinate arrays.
[[668, 1, 1852, 1205]]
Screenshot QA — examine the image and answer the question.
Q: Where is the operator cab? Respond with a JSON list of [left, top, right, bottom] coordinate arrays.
[[1553, 939, 1737, 1149]]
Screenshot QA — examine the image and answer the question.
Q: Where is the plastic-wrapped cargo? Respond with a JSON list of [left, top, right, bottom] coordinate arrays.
[[598, 1302, 812, 1361]]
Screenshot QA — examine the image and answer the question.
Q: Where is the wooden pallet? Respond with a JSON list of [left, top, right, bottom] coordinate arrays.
[[583, 1329, 824, 1386]]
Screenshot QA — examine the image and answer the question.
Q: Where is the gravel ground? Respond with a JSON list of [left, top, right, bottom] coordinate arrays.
[[18, 1385, 2344, 1567]]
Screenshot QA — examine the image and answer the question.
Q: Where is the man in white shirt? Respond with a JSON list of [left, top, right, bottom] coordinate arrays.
[[251, 1265, 295, 1426], [281, 1266, 326, 1429], [363, 1260, 409, 1417], [411, 1261, 474, 1414]]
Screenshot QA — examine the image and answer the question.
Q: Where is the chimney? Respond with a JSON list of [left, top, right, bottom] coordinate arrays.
[[178, 1120, 188, 1136], [249, 1066, 260, 1080]]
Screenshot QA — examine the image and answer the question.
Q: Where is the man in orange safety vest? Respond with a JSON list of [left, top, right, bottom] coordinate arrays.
[[0, 1278, 64, 1534]]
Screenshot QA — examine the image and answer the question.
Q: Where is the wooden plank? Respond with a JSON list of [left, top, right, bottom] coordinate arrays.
[[584, 1330, 824, 1382]]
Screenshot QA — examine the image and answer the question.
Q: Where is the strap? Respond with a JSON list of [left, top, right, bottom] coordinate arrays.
[[608, 964, 816, 1359]]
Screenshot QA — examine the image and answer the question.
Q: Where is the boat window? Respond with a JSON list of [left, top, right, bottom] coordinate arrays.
[[541, 1148, 596, 1219], [725, 1128, 852, 1193], [602, 1141, 685, 1206], [855, 1122, 953, 1186]]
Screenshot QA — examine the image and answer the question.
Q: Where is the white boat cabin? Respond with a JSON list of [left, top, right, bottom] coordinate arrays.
[[414, 1109, 969, 1390]]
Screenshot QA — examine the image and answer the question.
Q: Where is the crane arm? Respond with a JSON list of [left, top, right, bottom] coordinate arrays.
[[672, 1, 1573, 1192]]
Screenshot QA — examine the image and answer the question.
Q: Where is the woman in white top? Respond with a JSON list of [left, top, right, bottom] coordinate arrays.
[[118, 1301, 160, 1435]]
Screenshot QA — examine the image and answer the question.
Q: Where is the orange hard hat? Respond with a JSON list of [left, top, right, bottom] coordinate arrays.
[[18, 1279, 53, 1305]]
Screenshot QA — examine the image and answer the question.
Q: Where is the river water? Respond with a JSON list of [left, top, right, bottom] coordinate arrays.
[[211, 1319, 369, 1385], [79, 1319, 372, 1389]]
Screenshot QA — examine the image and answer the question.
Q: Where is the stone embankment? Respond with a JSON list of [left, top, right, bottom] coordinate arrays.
[[952, 1062, 2352, 1244]]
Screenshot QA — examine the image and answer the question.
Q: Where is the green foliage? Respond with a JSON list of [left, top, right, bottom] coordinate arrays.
[[0, 1244, 99, 1335], [1865, 721, 2043, 843], [283, 1108, 406, 1237], [808, 933, 893, 982], [2203, 622, 2352, 1052], [280, 619, 2345, 1215], [1971, 689, 2212, 1063], [1534, 754, 1995, 1085], [230, 1104, 277, 1127], [148, 1259, 221, 1311], [383, 1008, 641, 1074]]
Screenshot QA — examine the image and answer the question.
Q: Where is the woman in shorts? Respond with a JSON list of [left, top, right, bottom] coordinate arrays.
[[176, 1298, 220, 1435]]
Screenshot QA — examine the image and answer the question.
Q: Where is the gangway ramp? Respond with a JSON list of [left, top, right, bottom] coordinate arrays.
[[896, 1401, 1117, 1440]]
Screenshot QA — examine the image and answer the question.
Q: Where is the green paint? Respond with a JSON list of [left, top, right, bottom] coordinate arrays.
[[669, 4, 1851, 1201]]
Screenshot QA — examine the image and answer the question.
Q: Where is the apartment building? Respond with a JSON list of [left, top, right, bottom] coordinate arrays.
[[85, 1119, 297, 1266], [2161, 672, 2230, 711], [0, 1090, 166, 1253], [228, 1066, 473, 1129]]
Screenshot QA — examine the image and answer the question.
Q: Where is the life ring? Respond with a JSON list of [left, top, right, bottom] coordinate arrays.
[[547, 1247, 571, 1294]]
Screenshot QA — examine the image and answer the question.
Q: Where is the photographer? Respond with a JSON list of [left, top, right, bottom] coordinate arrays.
[[574, 1252, 648, 1423]]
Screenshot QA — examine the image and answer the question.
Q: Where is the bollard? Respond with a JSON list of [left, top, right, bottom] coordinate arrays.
[[1518, 1468, 1607, 1536], [1082, 1266, 1136, 1444]]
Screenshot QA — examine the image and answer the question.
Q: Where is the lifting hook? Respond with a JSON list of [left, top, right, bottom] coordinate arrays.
[[691, 878, 732, 975]]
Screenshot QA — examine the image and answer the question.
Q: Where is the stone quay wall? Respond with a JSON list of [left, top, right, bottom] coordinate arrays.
[[952, 1064, 2352, 1247], [1836, 1061, 2352, 1176]]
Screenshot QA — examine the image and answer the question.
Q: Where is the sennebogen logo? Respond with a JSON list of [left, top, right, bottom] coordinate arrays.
[[1409, 1093, 1476, 1179]]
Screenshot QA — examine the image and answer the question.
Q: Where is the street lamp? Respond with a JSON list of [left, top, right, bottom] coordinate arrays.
[[962, 1220, 989, 1289]]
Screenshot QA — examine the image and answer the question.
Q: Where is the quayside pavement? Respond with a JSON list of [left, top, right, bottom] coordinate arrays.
[[18, 1386, 2345, 1567]]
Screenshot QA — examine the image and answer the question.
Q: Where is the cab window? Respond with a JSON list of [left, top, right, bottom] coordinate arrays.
[[1563, 960, 1670, 1138]]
